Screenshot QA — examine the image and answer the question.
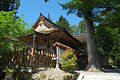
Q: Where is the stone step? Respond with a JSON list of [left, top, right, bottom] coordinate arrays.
[[83, 74, 120, 79], [82, 79, 120, 80], [77, 73, 120, 80]]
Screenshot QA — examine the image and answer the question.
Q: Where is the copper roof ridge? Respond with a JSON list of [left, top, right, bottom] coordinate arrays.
[[32, 13, 60, 30]]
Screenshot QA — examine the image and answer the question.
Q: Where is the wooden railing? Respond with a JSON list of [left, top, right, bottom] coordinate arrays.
[[0, 49, 56, 68]]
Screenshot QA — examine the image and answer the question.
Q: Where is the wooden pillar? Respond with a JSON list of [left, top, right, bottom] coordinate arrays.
[[55, 46, 60, 70]]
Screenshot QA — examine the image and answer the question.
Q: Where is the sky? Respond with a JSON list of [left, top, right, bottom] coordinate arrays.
[[17, 0, 83, 27]]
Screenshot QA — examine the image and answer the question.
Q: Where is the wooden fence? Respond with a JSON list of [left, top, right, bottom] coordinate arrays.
[[0, 49, 56, 68]]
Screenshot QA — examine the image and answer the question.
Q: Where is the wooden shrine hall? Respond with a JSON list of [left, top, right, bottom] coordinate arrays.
[[7, 13, 86, 69], [22, 13, 85, 54]]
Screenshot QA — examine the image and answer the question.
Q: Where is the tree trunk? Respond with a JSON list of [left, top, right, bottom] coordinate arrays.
[[105, 54, 109, 68], [112, 56, 115, 66], [84, 11, 101, 71]]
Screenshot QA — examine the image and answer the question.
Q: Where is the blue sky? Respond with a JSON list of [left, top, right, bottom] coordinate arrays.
[[17, 0, 83, 27]]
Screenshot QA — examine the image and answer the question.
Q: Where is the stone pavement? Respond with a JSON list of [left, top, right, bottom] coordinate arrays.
[[32, 68, 73, 80], [77, 69, 120, 80]]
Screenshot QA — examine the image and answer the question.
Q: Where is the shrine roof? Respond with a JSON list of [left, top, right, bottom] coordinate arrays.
[[73, 33, 87, 45], [32, 13, 60, 30], [22, 29, 85, 52]]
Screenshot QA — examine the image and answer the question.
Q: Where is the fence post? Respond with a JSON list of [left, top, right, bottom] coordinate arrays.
[[31, 48, 34, 66]]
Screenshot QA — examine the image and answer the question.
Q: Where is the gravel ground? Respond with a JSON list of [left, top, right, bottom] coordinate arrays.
[[32, 68, 73, 80]]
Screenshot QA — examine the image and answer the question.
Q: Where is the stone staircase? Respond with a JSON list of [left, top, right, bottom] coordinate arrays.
[[77, 73, 120, 80]]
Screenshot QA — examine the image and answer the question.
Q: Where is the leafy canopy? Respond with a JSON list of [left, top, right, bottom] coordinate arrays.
[[0, 0, 20, 11], [60, 0, 120, 17], [96, 9, 120, 63], [71, 20, 86, 34], [0, 11, 31, 52]]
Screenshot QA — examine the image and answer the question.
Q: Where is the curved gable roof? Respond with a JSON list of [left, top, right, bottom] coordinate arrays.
[[32, 13, 60, 30]]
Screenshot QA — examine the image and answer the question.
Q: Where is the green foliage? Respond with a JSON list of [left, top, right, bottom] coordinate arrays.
[[0, 11, 31, 70], [60, 0, 120, 17], [71, 20, 86, 34], [45, 0, 120, 69], [115, 59, 120, 68], [60, 49, 77, 73], [0, 11, 31, 52], [56, 15, 72, 33], [59, 0, 120, 69], [78, 20, 86, 34], [71, 24, 79, 34], [96, 10, 120, 67], [0, 0, 20, 11]]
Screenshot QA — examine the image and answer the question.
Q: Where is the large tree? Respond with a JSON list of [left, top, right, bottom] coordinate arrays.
[[59, 0, 120, 71], [0, 0, 20, 11], [60, 0, 100, 71], [44, 0, 120, 71], [56, 15, 71, 33]]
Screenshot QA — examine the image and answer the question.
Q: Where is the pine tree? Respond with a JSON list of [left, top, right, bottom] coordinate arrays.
[[59, 0, 120, 71], [56, 15, 71, 33], [60, 0, 120, 71]]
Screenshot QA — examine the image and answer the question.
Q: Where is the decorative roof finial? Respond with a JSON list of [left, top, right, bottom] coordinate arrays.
[[40, 13, 43, 16]]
